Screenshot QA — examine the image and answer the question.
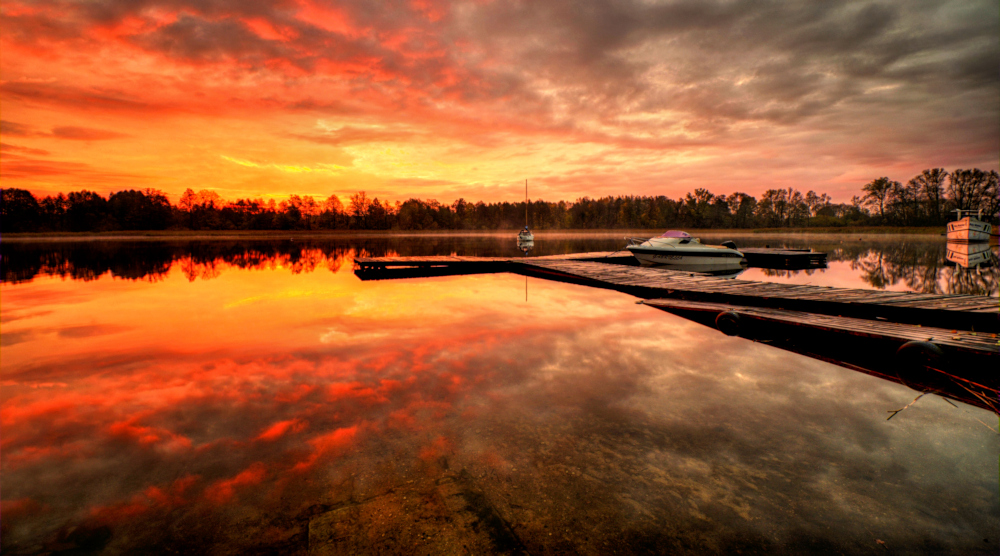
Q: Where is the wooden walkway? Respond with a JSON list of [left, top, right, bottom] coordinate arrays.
[[519, 260, 998, 331], [354, 246, 826, 271], [641, 299, 998, 355], [641, 299, 998, 411], [353, 251, 635, 271], [354, 253, 999, 331]]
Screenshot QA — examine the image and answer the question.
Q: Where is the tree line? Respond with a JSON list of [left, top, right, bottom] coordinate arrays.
[[2, 168, 996, 233], [4, 237, 994, 297]]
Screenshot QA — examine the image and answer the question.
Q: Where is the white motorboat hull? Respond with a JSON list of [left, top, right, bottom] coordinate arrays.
[[946, 216, 992, 242], [627, 246, 745, 272], [626, 231, 746, 274], [634, 259, 746, 277]]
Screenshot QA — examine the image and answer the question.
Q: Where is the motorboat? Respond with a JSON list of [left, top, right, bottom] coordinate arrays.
[[946, 209, 992, 242], [945, 242, 997, 269], [626, 230, 746, 274]]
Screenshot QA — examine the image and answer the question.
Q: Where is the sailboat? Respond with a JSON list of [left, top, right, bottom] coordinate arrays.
[[517, 179, 534, 243]]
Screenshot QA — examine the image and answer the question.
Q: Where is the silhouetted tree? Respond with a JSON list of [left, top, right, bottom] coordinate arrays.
[[948, 168, 999, 220], [349, 191, 372, 229], [862, 177, 898, 221], [40, 193, 70, 231], [66, 191, 112, 231], [1, 188, 42, 232], [909, 168, 948, 224], [109, 189, 172, 230]]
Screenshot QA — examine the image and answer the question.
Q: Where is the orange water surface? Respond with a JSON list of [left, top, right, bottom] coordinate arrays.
[[1, 240, 997, 554]]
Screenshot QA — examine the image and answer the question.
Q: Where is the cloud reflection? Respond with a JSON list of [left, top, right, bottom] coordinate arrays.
[[1, 242, 997, 553]]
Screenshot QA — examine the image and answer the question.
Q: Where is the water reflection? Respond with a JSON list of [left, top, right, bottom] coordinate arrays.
[[4, 235, 997, 297], [946, 241, 997, 269], [737, 236, 999, 296], [2, 241, 997, 554]]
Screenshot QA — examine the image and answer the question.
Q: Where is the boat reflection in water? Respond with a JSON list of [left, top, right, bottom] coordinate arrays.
[[946, 241, 998, 269], [683, 266, 746, 278]]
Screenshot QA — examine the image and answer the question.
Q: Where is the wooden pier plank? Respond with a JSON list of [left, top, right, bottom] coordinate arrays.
[[640, 299, 1000, 353], [517, 259, 998, 331], [354, 253, 998, 331]]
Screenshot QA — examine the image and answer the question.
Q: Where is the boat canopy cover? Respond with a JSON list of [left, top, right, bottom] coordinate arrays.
[[659, 230, 691, 238]]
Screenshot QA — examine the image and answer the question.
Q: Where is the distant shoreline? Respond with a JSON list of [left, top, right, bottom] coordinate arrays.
[[1, 226, 951, 242]]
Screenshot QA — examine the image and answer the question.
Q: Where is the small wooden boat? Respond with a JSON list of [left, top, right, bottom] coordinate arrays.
[[946, 209, 992, 242]]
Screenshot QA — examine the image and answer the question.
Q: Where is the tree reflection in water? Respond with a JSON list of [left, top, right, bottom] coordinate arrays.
[[1, 236, 626, 285], [847, 243, 998, 296], [757, 268, 821, 279], [2, 236, 998, 297]]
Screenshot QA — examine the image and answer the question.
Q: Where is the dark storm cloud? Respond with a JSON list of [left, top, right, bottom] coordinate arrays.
[[9, 1, 995, 128], [133, 14, 300, 67], [465, 0, 997, 126]]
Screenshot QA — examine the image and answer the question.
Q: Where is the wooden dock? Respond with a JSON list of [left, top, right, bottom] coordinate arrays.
[[354, 246, 826, 272], [354, 252, 998, 405], [642, 299, 998, 412], [353, 251, 636, 271], [354, 253, 998, 331], [518, 260, 998, 332], [353, 252, 637, 278]]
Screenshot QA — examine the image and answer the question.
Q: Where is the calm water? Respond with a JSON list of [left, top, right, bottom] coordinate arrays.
[[2, 234, 997, 555]]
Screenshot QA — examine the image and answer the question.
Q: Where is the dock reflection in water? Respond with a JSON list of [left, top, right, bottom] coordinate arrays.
[[1, 237, 998, 554]]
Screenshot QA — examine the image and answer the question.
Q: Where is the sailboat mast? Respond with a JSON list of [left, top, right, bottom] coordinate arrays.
[[525, 179, 528, 227]]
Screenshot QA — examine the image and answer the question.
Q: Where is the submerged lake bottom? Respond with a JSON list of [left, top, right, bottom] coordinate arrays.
[[1, 234, 997, 554]]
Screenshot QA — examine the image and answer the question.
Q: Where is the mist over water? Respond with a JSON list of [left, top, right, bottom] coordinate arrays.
[[2, 234, 997, 554]]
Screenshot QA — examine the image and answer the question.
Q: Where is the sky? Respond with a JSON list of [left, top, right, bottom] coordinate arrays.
[[1, 0, 997, 205]]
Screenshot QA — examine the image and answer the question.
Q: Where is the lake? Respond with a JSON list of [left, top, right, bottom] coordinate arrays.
[[2, 233, 997, 555]]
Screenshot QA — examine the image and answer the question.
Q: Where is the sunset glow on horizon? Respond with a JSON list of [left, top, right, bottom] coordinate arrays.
[[2, 0, 997, 206]]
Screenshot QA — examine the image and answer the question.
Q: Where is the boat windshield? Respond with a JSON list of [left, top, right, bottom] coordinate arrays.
[[659, 230, 691, 238]]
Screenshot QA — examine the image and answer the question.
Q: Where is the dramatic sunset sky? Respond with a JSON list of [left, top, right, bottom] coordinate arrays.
[[2, 0, 997, 205]]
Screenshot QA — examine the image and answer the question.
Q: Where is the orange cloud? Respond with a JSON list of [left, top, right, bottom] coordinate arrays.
[[255, 419, 308, 441], [1, 0, 993, 203], [204, 462, 267, 504], [291, 425, 359, 471]]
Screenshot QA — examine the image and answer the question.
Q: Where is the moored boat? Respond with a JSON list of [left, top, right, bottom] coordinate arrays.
[[626, 230, 746, 274], [946, 209, 992, 242]]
